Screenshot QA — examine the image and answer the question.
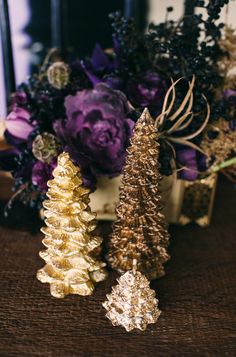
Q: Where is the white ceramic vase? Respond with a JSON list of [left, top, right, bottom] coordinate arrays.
[[89, 174, 184, 223], [89, 173, 217, 226]]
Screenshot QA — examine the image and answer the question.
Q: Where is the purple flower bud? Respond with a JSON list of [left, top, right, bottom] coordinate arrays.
[[32, 160, 57, 192], [5, 107, 34, 140], [126, 71, 166, 113], [176, 148, 199, 181]]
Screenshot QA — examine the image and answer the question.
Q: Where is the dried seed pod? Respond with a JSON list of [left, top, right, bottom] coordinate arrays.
[[47, 61, 70, 89], [32, 132, 60, 163]]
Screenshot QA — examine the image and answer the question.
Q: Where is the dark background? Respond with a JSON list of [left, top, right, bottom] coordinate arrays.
[[26, 0, 149, 61]]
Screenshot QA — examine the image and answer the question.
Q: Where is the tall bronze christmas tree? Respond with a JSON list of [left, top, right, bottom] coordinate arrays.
[[37, 152, 107, 298], [108, 108, 170, 280]]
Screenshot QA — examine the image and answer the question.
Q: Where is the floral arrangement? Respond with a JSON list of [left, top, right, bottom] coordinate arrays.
[[1, 0, 235, 210]]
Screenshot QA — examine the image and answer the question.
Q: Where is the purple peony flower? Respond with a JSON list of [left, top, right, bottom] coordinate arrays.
[[32, 159, 57, 192], [126, 71, 166, 113], [53, 83, 134, 185], [5, 106, 34, 140]]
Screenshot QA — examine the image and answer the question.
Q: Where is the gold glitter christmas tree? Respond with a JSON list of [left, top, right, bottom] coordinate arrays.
[[37, 152, 107, 298], [108, 108, 170, 280], [103, 260, 161, 332]]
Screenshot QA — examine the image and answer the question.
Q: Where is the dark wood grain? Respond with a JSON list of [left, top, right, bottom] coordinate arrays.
[[0, 176, 236, 357]]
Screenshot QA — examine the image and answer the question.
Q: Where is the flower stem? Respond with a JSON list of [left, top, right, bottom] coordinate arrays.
[[212, 157, 236, 173]]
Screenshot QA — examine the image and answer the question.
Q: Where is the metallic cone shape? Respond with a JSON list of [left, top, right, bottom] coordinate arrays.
[[103, 266, 161, 332], [108, 108, 170, 280], [37, 152, 107, 298]]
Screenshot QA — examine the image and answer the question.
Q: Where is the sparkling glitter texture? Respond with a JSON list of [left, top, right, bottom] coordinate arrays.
[[103, 265, 161, 332], [37, 152, 107, 298], [201, 119, 236, 168], [108, 108, 170, 280]]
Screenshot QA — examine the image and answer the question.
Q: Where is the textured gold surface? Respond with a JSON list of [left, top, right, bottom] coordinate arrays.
[[103, 264, 161, 332], [179, 174, 217, 226], [37, 152, 107, 298], [219, 25, 236, 74], [201, 119, 236, 168], [108, 108, 170, 280]]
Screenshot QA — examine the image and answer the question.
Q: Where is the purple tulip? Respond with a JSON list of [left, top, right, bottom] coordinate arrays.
[[81, 41, 122, 89], [5, 107, 34, 140], [126, 71, 166, 113], [103, 75, 123, 90], [91, 42, 120, 72], [4, 129, 26, 147], [32, 160, 57, 192], [91, 43, 111, 71], [54, 84, 134, 184], [176, 148, 199, 181], [81, 61, 102, 87]]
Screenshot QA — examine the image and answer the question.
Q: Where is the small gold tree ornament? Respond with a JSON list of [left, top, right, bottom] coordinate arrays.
[[103, 260, 161, 332], [37, 152, 107, 298], [108, 108, 170, 280]]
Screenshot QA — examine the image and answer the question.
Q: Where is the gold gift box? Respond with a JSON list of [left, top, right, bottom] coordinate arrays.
[[178, 174, 218, 226]]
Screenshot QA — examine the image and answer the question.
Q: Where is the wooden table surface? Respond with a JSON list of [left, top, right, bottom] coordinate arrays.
[[0, 177, 236, 357]]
